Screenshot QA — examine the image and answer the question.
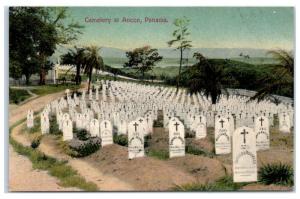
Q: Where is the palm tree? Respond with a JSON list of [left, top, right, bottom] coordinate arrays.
[[83, 45, 104, 92], [187, 53, 235, 104], [61, 46, 86, 85], [251, 49, 294, 102]]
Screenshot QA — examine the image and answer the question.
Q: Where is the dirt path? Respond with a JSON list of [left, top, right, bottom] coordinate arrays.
[[9, 145, 80, 192], [11, 126, 135, 191], [9, 91, 66, 126]]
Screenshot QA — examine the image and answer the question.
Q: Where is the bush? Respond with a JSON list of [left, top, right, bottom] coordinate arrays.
[[74, 129, 90, 141], [49, 115, 62, 135], [144, 134, 152, 148], [259, 163, 293, 186], [9, 88, 31, 104], [68, 137, 101, 157], [31, 135, 42, 149], [113, 134, 128, 146], [173, 176, 248, 191]]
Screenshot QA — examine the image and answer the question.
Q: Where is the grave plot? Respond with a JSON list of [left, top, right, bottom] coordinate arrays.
[[21, 80, 294, 191]]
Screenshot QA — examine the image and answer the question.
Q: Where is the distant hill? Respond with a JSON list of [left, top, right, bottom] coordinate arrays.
[[50, 46, 273, 64]]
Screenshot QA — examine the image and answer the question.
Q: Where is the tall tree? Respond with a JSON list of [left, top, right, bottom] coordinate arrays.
[[167, 17, 192, 92], [251, 49, 294, 102], [37, 7, 84, 85], [60, 46, 86, 85], [9, 7, 48, 85], [83, 46, 104, 92], [187, 53, 235, 104], [123, 46, 162, 80]]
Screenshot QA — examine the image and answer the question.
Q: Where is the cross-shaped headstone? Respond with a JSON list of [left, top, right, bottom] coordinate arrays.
[[199, 116, 202, 123], [259, 117, 264, 126], [241, 129, 248, 144], [219, 119, 225, 128], [174, 122, 180, 131], [139, 118, 143, 123], [133, 122, 138, 131], [104, 121, 107, 128]]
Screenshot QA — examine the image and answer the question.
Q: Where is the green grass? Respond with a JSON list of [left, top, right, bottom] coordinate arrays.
[[31, 84, 81, 96], [185, 145, 215, 158], [9, 88, 31, 104], [258, 163, 294, 186], [9, 120, 98, 191], [147, 149, 169, 160], [173, 175, 249, 191]]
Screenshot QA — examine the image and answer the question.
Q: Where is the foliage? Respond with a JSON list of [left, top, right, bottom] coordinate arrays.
[[31, 135, 42, 149], [31, 84, 80, 96], [147, 149, 169, 160], [258, 163, 294, 186], [173, 176, 248, 191], [186, 53, 236, 104], [49, 115, 62, 135], [185, 145, 215, 158], [251, 50, 294, 101], [74, 128, 90, 141], [9, 7, 83, 85], [83, 45, 104, 91], [144, 134, 152, 148], [167, 17, 192, 91], [60, 46, 86, 85], [9, 88, 31, 104], [113, 134, 128, 146], [67, 137, 101, 157], [124, 46, 163, 80]]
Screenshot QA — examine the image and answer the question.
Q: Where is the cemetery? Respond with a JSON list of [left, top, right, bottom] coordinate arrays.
[[13, 79, 293, 191], [8, 7, 294, 192]]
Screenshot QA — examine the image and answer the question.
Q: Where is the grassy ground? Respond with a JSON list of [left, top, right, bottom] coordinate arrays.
[[31, 84, 81, 96], [9, 88, 31, 104], [9, 119, 98, 191]]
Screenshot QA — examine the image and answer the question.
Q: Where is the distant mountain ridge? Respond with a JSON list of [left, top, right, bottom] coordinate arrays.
[[50, 46, 273, 63]]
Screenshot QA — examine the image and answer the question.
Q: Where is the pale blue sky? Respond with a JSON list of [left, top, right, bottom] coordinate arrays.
[[66, 7, 294, 50]]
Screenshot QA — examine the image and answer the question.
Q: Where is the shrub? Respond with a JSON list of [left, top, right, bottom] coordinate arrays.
[[31, 135, 41, 149], [258, 163, 293, 186], [68, 137, 101, 157], [49, 115, 62, 135], [144, 134, 152, 148], [173, 176, 248, 191], [9, 88, 31, 104], [113, 134, 128, 146], [74, 128, 90, 141]]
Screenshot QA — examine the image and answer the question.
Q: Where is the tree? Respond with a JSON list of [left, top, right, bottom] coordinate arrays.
[[187, 53, 235, 104], [9, 7, 47, 85], [251, 49, 294, 102], [37, 7, 84, 85], [167, 17, 192, 92], [61, 46, 86, 85], [123, 46, 162, 80], [9, 7, 83, 85], [83, 46, 104, 92]]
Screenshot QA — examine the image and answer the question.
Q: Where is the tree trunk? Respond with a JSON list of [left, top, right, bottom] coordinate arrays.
[[88, 67, 93, 93], [75, 64, 81, 85], [177, 47, 183, 93], [25, 74, 30, 85], [39, 54, 46, 85]]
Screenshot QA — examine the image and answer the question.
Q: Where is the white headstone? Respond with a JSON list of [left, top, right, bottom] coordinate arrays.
[[215, 117, 231, 154], [233, 126, 257, 182], [63, 119, 73, 141], [255, 116, 270, 151], [27, 110, 34, 128], [169, 118, 185, 158], [100, 120, 113, 146], [90, 119, 100, 137], [128, 120, 145, 159]]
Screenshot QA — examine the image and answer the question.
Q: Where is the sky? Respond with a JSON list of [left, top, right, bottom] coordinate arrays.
[[66, 7, 294, 50]]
